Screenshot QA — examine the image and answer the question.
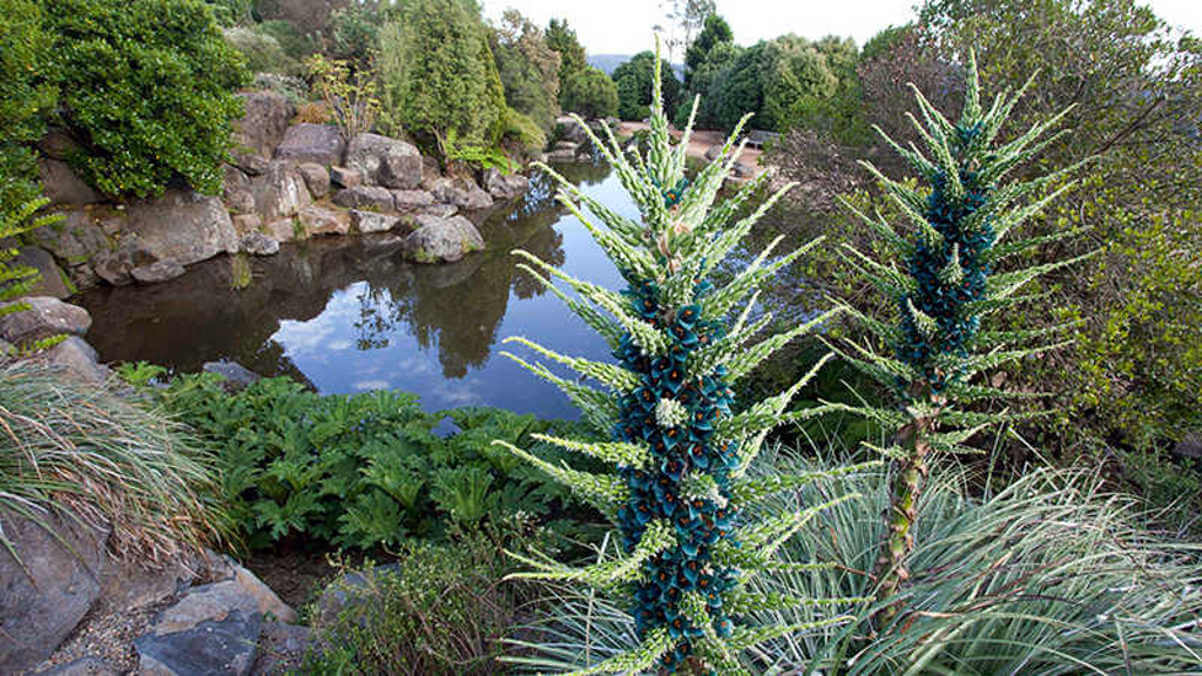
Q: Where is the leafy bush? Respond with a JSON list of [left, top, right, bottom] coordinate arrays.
[[0, 362, 228, 567], [43, 0, 248, 198], [306, 54, 380, 140], [223, 25, 300, 75], [491, 9, 561, 134], [130, 371, 598, 551], [559, 66, 619, 120], [612, 51, 681, 121], [545, 17, 587, 101], [377, 0, 506, 151], [1, 197, 61, 343], [501, 107, 548, 156], [325, 3, 379, 71], [256, 19, 318, 62], [496, 46, 869, 672], [304, 521, 548, 674], [0, 0, 55, 219], [511, 449, 1202, 673]]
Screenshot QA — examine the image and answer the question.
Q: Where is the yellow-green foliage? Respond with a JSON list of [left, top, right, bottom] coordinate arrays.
[[501, 107, 547, 156]]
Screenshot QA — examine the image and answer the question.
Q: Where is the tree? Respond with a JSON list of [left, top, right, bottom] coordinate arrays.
[[657, 0, 715, 65], [613, 51, 681, 121], [377, 0, 506, 151], [917, 0, 1202, 468], [560, 66, 619, 119], [491, 9, 561, 133], [710, 36, 839, 133], [684, 13, 732, 84], [41, 0, 248, 198], [678, 41, 741, 128], [546, 17, 587, 105]]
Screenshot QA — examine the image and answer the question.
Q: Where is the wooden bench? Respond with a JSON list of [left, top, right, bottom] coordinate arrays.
[[742, 129, 780, 149]]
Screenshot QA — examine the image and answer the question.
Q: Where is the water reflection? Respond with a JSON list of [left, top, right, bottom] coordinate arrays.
[[78, 163, 628, 418]]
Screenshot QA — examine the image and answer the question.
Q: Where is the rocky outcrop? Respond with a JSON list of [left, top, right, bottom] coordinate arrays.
[[239, 232, 280, 256], [274, 123, 345, 167], [332, 185, 394, 211], [38, 159, 102, 206], [329, 166, 361, 189], [131, 259, 187, 284], [12, 246, 73, 299], [483, 168, 530, 201], [299, 206, 350, 237], [125, 190, 239, 266], [344, 133, 422, 189], [0, 296, 91, 345], [391, 189, 434, 211], [249, 161, 312, 223], [0, 512, 109, 673], [429, 177, 493, 211], [44, 336, 113, 384], [231, 91, 294, 169], [29, 212, 109, 268], [350, 210, 403, 234], [403, 215, 484, 263], [297, 163, 330, 198]]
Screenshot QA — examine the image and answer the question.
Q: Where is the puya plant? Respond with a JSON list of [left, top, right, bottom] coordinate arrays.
[[830, 52, 1090, 624], [492, 42, 876, 674]]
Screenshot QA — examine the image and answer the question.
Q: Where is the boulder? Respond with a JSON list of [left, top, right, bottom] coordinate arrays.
[[732, 162, 754, 178], [0, 512, 108, 673], [43, 336, 112, 384], [546, 148, 579, 162], [11, 246, 73, 299], [231, 153, 269, 176], [403, 215, 484, 264], [1173, 433, 1202, 459], [37, 159, 102, 206], [391, 189, 434, 212], [350, 210, 400, 234], [482, 168, 530, 201], [421, 203, 458, 218], [263, 220, 300, 243], [38, 128, 83, 161], [331, 185, 394, 211], [226, 189, 257, 215], [274, 123, 345, 166], [33, 655, 120, 676], [203, 360, 262, 391], [249, 621, 312, 676], [248, 161, 312, 222], [131, 259, 187, 284], [0, 297, 91, 344], [329, 166, 362, 189], [98, 555, 197, 617], [316, 564, 402, 627], [232, 214, 263, 235], [298, 206, 350, 237], [343, 133, 422, 189], [429, 177, 493, 211], [232, 91, 294, 161], [555, 116, 588, 145], [704, 145, 722, 161], [135, 610, 261, 676], [124, 190, 238, 266], [297, 163, 330, 199], [239, 232, 279, 256], [552, 140, 580, 152], [29, 211, 109, 264]]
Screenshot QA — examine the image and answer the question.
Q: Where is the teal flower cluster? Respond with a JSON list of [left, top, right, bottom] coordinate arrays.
[[614, 266, 742, 669]]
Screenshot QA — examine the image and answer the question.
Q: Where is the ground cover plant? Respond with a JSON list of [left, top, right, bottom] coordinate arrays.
[[123, 369, 601, 552], [496, 44, 876, 673]]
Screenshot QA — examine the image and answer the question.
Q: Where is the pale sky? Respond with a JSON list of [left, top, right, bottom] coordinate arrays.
[[483, 0, 1202, 56]]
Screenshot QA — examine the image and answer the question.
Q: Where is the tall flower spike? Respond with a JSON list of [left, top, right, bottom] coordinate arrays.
[[495, 37, 873, 673], [830, 50, 1092, 628]]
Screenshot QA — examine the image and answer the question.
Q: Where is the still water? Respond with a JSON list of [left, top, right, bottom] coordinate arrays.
[[79, 163, 634, 419]]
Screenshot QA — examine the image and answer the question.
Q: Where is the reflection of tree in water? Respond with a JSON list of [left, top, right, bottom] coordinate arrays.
[[350, 165, 589, 377]]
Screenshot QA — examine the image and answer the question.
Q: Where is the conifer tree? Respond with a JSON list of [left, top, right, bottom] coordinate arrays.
[[493, 43, 875, 673], [829, 53, 1089, 624]]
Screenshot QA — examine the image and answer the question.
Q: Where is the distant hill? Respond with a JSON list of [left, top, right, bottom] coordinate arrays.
[[589, 54, 685, 81]]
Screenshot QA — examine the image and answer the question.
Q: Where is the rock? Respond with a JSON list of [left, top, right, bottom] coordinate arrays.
[[232, 214, 263, 235], [329, 166, 361, 189], [135, 610, 261, 676], [249, 622, 312, 676], [555, 116, 588, 145], [343, 133, 422, 189], [1173, 433, 1202, 459], [131, 259, 187, 284], [226, 190, 256, 215], [263, 220, 300, 243], [98, 556, 197, 616], [248, 161, 312, 223], [546, 149, 578, 162], [552, 140, 580, 152], [274, 123, 345, 166], [92, 238, 156, 287], [33, 655, 120, 676], [230, 563, 296, 624], [38, 128, 83, 161], [403, 215, 484, 264], [151, 567, 294, 637], [231, 153, 269, 176], [239, 232, 279, 256], [0, 297, 91, 344], [420, 203, 458, 218], [44, 336, 112, 384], [316, 564, 402, 627], [125, 190, 238, 266], [391, 189, 434, 211], [429, 177, 493, 211], [482, 168, 530, 201], [331, 185, 394, 211], [296, 163, 330, 199], [298, 206, 350, 237], [11, 246, 73, 299], [732, 162, 754, 178], [232, 91, 294, 161], [350, 210, 400, 234], [704, 145, 722, 161], [204, 360, 261, 390], [38, 159, 102, 206], [0, 512, 108, 673], [29, 212, 109, 264]]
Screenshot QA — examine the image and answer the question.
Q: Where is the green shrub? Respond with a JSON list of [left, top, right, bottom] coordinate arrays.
[[545, 18, 587, 102], [223, 25, 300, 75], [0, 0, 55, 220], [306, 54, 380, 140], [0, 362, 229, 567], [612, 51, 680, 121], [325, 3, 380, 71], [304, 522, 547, 674], [559, 66, 619, 120], [492, 9, 561, 134], [43, 0, 248, 198], [130, 371, 599, 551], [501, 107, 548, 156], [256, 19, 318, 62]]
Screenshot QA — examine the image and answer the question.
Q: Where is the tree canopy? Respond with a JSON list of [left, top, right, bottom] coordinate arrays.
[[612, 51, 681, 121]]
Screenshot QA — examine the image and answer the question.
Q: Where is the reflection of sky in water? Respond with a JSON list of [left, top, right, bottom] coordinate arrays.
[[266, 168, 634, 419]]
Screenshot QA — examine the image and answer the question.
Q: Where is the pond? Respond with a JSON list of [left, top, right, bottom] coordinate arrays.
[[79, 163, 633, 420], [79, 161, 819, 420]]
